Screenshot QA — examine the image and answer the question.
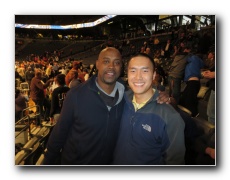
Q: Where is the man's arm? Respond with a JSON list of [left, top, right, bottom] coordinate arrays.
[[164, 111, 186, 165], [203, 70, 215, 79], [43, 90, 75, 165]]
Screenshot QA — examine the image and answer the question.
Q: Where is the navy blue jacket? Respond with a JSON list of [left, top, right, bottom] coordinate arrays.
[[113, 89, 185, 165], [43, 75, 125, 165]]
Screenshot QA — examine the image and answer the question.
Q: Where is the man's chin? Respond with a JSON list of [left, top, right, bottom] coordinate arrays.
[[104, 78, 117, 85], [130, 87, 144, 94]]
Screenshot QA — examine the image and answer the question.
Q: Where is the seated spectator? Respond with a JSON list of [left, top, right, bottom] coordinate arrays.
[[15, 89, 28, 122]]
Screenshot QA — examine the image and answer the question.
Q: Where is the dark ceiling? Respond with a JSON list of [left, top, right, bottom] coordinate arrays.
[[15, 15, 106, 25], [15, 15, 159, 26]]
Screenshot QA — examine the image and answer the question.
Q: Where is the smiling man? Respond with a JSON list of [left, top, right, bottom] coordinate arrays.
[[112, 53, 186, 165], [43, 47, 126, 165]]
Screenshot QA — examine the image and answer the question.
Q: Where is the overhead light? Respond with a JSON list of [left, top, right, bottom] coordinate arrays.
[[108, 21, 113, 25]]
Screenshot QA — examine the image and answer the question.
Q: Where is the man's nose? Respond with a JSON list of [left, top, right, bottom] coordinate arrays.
[[135, 71, 142, 79]]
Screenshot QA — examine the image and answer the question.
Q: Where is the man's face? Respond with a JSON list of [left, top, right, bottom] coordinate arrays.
[[96, 48, 122, 86], [128, 56, 155, 96]]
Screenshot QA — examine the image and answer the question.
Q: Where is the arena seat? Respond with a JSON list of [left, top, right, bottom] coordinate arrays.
[[15, 123, 52, 165], [192, 116, 215, 135], [20, 141, 43, 165]]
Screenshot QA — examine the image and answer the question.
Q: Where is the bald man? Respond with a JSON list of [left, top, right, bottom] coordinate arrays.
[[43, 47, 126, 165]]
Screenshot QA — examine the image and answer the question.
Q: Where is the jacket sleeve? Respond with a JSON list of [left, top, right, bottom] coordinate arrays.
[[43, 90, 75, 165], [164, 109, 186, 165]]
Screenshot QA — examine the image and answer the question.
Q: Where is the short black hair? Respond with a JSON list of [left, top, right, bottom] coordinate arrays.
[[127, 53, 155, 70], [56, 74, 66, 86]]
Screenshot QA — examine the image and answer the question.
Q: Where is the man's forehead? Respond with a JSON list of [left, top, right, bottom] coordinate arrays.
[[102, 55, 121, 60], [99, 53, 121, 60]]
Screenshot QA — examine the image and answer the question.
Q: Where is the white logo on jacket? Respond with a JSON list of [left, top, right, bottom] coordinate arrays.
[[142, 124, 151, 132]]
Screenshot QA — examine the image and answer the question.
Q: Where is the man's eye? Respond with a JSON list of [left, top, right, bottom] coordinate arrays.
[[114, 61, 121, 65]]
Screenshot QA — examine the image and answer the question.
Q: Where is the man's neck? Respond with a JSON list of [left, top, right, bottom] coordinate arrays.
[[134, 89, 154, 104], [96, 79, 116, 95]]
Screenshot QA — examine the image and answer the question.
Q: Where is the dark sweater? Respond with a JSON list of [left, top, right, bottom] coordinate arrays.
[[43, 75, 125, 165]]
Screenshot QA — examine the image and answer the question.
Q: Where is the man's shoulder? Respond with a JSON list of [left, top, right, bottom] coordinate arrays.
[[69, 79, 90, 93], [154, 103, 183, 121], [54, 86, 70, 92], [164, 106, 184, 127], [175, 53, 188, 59], [31, 77, 41, 83]]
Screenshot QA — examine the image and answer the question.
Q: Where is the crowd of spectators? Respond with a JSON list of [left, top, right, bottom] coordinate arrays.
[[15, 22, 216, 165]]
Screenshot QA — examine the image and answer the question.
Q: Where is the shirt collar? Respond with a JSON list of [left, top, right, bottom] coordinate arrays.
[[132, 88, 155, 112], [95, 78, 118, 97]]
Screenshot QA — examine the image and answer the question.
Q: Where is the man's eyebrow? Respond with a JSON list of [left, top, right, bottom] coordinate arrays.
[[129, 66, 150, 69], [102, 57, 121, 61]]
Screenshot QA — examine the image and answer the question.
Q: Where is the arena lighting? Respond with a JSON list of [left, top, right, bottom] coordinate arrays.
[[15, 15, 117, 30]]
